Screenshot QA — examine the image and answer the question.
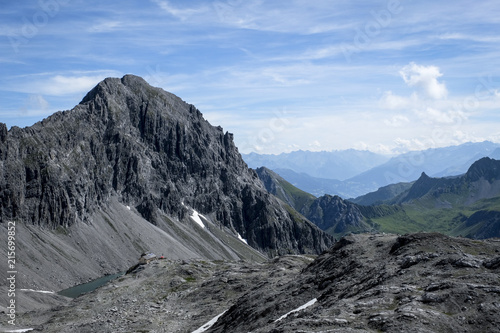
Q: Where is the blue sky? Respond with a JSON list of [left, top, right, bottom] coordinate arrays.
[[1, 0, 500, 154]]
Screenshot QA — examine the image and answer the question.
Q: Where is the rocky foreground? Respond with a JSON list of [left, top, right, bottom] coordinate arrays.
[[5, 233, 500, 332]]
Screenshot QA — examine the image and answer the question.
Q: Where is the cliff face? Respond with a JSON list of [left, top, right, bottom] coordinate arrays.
[[0, 75, 332, 256], [299, 194, 367, 236]]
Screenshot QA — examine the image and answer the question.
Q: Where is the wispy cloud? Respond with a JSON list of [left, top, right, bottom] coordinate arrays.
[[88, 21, 123, 33], [152, 0, 210, 21], [4, 70, 122, 96]]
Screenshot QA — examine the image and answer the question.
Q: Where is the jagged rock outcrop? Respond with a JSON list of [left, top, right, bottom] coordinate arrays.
[[0, 75, 333, 257], [393, 171, 453, 204], [299, 194, 367, 236], [465, 157, 500, 183]]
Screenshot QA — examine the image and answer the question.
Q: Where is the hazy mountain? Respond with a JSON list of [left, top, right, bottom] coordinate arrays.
[[246, 142, 500, 199], [349, 181, 413, 205], [273, 167, 410, 199], [242, 149, 389, 181], [347, 141, 500, 193], [0, 75, 333, 311], [272, 168, 344, 197]]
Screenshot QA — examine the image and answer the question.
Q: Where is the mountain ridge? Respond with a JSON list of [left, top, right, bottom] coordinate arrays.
[[256, 159, 500, 239], [255, 166, 369, 238], [0, 75, 333, 310]]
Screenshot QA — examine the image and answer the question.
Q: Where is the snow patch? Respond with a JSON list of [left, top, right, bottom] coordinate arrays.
[[2, 329, 34, 332], [237, 233, 248, 245], [191, 310, 227, 333], [275, 298, 317, 322], [190, 210, 205, 229], [126, 205, 131, 210], [20, 289, 54, 294]]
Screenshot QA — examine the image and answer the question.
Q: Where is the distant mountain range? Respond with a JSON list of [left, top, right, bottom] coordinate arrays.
[[256, 157, 500, 239], [244, 142, 500, 198], [243, 149, 389, 181]]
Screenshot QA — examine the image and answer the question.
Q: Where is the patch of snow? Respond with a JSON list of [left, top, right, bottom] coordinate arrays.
[[2, 329, 34, 332], [191, 310, 227, 333], [237, 233, 248, 245], [126, 205, 131, 210], [290, 255, 315, 262], [190, 210, 205, 229], [19, 289, 54, 294], [275, 298, 317, 322]]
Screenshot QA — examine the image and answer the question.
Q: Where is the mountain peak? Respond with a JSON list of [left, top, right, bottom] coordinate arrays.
[[80, 74, 159, 105], [465, 157, 500, 182], [419, 171, 430, 179], [1, 75, 333, 258], [398, 171, 438, 202]]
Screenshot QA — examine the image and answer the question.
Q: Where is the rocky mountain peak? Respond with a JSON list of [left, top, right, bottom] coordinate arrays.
[[0, 75, 333, 257], [398, 171, 439, 202], [465, 157, 500, 183]]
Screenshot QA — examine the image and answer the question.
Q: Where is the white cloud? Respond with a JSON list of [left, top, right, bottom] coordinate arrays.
[[15, 94, 51, 117], [6, 71, 122, 96], [392, 138, 428, 152], [380, 91, 412, 109], [384, 114, 410, 127], [29, 94, 49, 110], [309, 140, 321, 149], [399, 62, 448, 99], [415, 107, 467, 125]]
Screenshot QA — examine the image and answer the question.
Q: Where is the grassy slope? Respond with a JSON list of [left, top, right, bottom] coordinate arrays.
[[274, 176, 316, 211], [368, 195, 500, 236]]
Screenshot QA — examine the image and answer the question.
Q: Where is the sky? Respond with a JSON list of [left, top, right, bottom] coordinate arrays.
[[1, 0, 500, 154]]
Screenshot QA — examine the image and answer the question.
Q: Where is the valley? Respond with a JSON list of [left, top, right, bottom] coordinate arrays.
[[255, 157, 500, 240]]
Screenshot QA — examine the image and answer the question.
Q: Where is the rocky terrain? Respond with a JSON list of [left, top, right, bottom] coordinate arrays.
[[0, 75, 333, 311], [4, 232, 499, 332]]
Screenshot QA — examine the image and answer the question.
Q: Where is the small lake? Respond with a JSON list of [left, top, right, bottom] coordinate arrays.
[[58, 271, 125, 298]]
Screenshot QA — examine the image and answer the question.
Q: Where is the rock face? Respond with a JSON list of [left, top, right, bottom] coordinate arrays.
[[300, 194, 367, 236], [0, 75, 334, 313], [11, 233, 500, 332], [0, 75, 332, 256], [256, 167, 367, 237]]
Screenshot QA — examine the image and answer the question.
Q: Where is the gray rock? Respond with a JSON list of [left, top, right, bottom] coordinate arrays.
[[0, 75, 333, 257], [482, 257, 500, 269], [6, 233, 500, 332]]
